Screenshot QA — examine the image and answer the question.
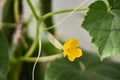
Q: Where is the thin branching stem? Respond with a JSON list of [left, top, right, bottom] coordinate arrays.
[[42, 8, 88, 20], [26, 0, 39, 20], [21, 53, 63, 63]]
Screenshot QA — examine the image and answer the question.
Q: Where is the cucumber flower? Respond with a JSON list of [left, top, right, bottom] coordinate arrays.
[[63, 39, 82, 62]]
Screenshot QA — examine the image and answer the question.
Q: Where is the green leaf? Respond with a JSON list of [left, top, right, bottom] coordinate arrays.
[[45, 51, 120, 80], [0, 31, 9, 80], [82, 0, 120, 59]]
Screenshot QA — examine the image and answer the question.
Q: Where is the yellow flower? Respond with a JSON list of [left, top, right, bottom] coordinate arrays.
[[63, 39, 82, 62]]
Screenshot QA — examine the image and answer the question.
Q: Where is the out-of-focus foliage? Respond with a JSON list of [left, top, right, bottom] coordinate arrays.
[[45, 51, 120, 80], [2, 0, 15, 43], [0, 31, 9, 80]]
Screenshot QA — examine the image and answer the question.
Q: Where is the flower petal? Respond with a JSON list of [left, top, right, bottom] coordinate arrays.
[[63, 39, 78, 49], [70, 48, 82, 58], [70, 39, 79, 48], [63, 40, 71, 50], [68, 54, 75, 62]]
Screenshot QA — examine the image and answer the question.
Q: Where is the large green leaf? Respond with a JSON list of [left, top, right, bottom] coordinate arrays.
[[82, 0, 120, 59], [45, 51, 120, 80], [0, 31, 9, 80]]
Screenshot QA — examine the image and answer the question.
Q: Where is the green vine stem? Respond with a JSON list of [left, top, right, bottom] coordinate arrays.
[[14, 0, 19, 22], [42, 8, 88, 20], [9, 53, 63, 63], [25, 21, 41, 57], [10, 54, 62, 68], [42, 8, 88, 30], [25, 0, 41, 57], [22, 54, 63, 62], [0, 22, 16, 28], [26, 0, 39, 20]]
